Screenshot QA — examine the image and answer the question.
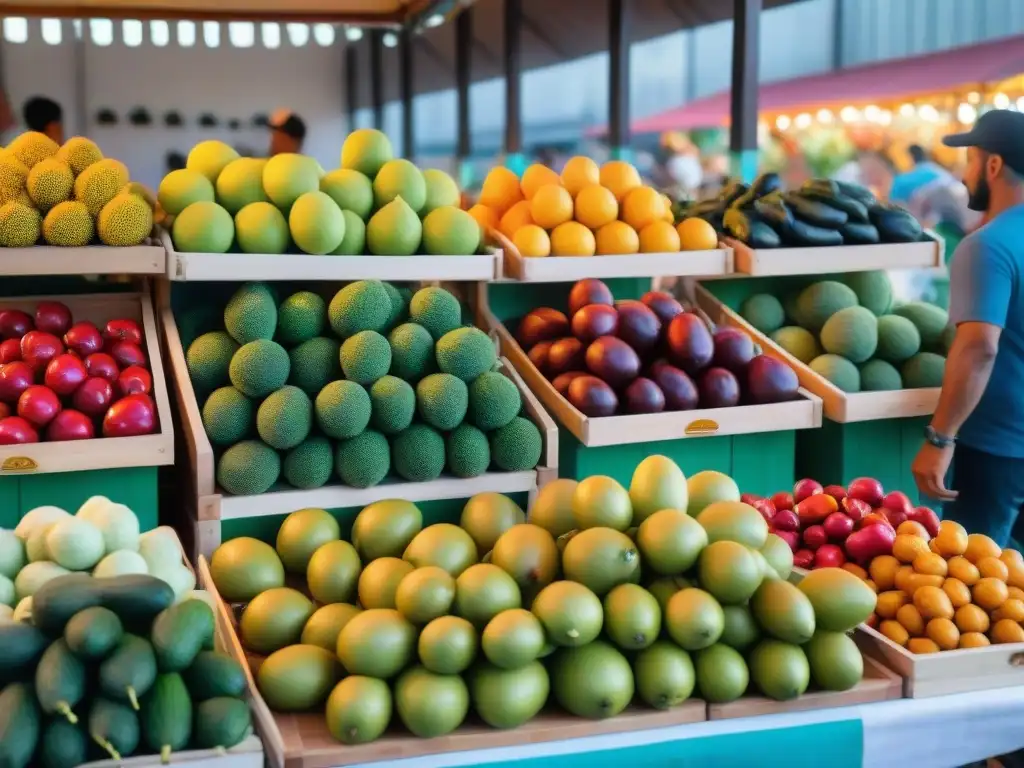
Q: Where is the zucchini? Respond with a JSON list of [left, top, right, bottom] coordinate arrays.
[[33, 574, 173, 635], [99, 634, 157, 710], [0, 622, 49, 685], [35, 639, 86, 724], [753, 196, 794, 231], [840, 221, 881, 245], [836, 180, 878, 205], [869, 204, 924, 243], [151, 599, 215, 672], [183, 651, 247, 701], [782, 218, 844, 247], [64, 606, 123, 660], [782, 192, 849, 228], [798, 189, 870, 223], [193, 697, 252, 750], [87, 698, 139, 762], [99, 575, 176, 632], [750, 171, 783, 197], [141, 673, 193, 762], [31, 574, 99, 635], [723, 209, 781, 248], [0, 683, 40, 768], [38, 718, 88, 768]]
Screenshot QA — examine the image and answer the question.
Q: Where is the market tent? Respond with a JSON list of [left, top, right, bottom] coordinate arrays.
[[602, 33, 1024, 135]]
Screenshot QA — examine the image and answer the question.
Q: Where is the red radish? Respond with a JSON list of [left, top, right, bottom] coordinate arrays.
[[0, 403, 8, 419], [84, 352, 120, 382], [773, 528, 800, 552], [0, 416, 38, 444], [750, 497, 777, 523], [793, 478, 823, 503], [104, 318, 143, 346], [844, 522, 897, 563], [44, 354, 88, 397], [908, 506, 941, 538], [841, 496, 871, 523], [823, 484, 847, 502], [881, 491, 913, 528], [102, 393, 155, 437], [72, 378, 114, 417], [34, 301, 72, 336], [823, 511, 855, 540], [63, 322, 104, 357], [109, 341, 146, 369], [772, 508, 799, 532], [0, 362, 35, 403], [46, 409, 95, 441], [20, 331, 63, 372], [814, 544, 847, 569], [771, 491, 795, 511], [0, 339, 19, 364], [0, 309, 33, 339], [802, 525, 828, 551], [16, 386, 61, 427], [117, 366, 152, 396], [793, 549, 814, 569], [740, 493, 763, 506], [847, 477, 884, 509]]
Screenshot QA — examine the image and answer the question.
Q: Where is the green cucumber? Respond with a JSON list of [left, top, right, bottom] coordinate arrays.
[[88, 697, 139, 761], [29, 574, 98, 634], [100, 575, 176, 631], [39, 718, 88, 768], [151, 599, 215, 672], [33, 574, 173, 635], [193, 697, 252, 750], [64, 606, 124, 659], [0, 682, 40, 768], [35, 639, 87, 724], [0, 622, 49, 685], [183, 651, 247, 700], [141, 673, 193, 762], [99, 634, 157, 710]]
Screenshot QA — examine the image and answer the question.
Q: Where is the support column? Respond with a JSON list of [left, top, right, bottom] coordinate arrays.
[[370, 30, 385, 131], [455, 8, 473, 189], [399, 28, 415, 158], [345, 45, 359, 132], [608, 0, 631, 161], [503, 0, 525, 175], [729, 0, 762, 183]]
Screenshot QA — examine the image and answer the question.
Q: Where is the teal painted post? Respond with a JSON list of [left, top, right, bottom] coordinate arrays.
[[730, 148, 760, 183], [505, 152, 528, 176]]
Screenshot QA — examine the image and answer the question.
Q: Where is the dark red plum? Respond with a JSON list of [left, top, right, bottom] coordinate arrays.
[[747, 355, 800, 404], [624, 377, 666, 414], [571, 305, 618, 344], [585, 336, 641, 389], [616, 300, 661, 354], [553, 371, 588, 397], [712, 328, 756, 375], [568, 279, 614, 317], [567, 375, 618, 417], [666, 313, 714, 376], [517, 308, 569, 349], [699, 367, 740, 408], [528, 340, 555, 376], [649, 362, 699, 411], [548, 337, 586, 375], [641, 291, 685, 325]]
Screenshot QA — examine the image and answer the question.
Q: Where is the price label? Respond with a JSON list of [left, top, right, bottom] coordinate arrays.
[[1, 456, 38, 472], [685, 418, 719, 436]]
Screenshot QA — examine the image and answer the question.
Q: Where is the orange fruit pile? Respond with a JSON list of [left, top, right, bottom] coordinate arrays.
[[468, 158, 719, 258]]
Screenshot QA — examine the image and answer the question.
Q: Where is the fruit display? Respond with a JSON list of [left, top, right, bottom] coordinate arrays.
[[0, 131, 155, 248], [207, 457, 874, 747], [0, 301, 158, 443], [736, 271, 950, 392], [471, 158, 719, 257], [679, 174, 927, 249], [185, 280, 542, 496], [514, 278, 800, 416], [161, 130, 483, 257]]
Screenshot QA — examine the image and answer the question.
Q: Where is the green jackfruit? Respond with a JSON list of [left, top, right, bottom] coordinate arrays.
[[340, 330, 392, 385], [316, 380, 371, 439], [901, 352, 945, 389], [416, 373, 469, 431], [436, 327, 497, 382], [329, 280, 392, 338], [202, 386, 254, 445], [217, 440, 281, 495], [770, 326, 819, 364], [446, 424, 490, 479], [409, 287, 461, 340], [229, 339, 290, 398], [0, 201, 41, 247], [489, 417, 542, 472], [257, 386, 313, 450], [336, 430, 390, 488], [795, 281, 859, 333], [277, 291, 326, 346], [370, 375, 416, 434], [382, 282, 408, 329], [225, 282, 278, 344], [468, 371, 521, 431], [284, 436, 334, 490], [26, 157, 73, 211], [188, 331, 239, 394], [819, 306, 878, 364], [843, 270, 893, 316], [97, 191, 153, 246], [740, 294, 785, 335], [388, 323, 435, 382], [859, 359, 902, 391], [392, 424, 446, 482], [893, 302, 949, 349], [875, 315, 921, 364], [809, 354, 860, 393], [42, 200, 94, 246], [288, 336, 341, 396]]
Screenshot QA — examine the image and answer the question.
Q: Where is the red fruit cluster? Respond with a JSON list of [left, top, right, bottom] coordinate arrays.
[[0, 302, 157, 445], [515, 278, 801, 417], [743, 477, 940, 571]]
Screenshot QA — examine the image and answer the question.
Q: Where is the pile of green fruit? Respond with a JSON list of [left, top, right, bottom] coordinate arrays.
[[0, 131, 154, 248], [739, 270, 950, 392], [160, 129, 482, 257], [208, 456, 875, 745], [186, 279, 543, 496], [1, 570, 252, 767]]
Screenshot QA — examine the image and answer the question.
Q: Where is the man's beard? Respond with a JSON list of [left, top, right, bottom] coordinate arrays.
[[967, 176, 991, 212]]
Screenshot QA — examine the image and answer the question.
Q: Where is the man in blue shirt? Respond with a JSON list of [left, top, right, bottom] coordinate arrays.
[[912, 110, 1024, 547], [890, 144, 953, 205]]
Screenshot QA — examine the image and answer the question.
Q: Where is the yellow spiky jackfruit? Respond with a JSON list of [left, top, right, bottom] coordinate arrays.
[[43, 201, 94, 247], [97, 192, 153, 247], [56, 137, 103, 176], [0, 202, 42, 247], [0, 155, 29, 206], [27, 158, 74, 211], [7, 131, 59, 169], [74, 158, 129, 217]]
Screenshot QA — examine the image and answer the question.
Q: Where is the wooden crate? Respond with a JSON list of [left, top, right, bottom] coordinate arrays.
[[163, 230, 502, 282], [198, 557, 706, 768], [161, 297, 558, 560], [0, 291, 173, 531], [0, 240, 166, 277], [727, 235, 943, 277], [493, 229, 732, 283]]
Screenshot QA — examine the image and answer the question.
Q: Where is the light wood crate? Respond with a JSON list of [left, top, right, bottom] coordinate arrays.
[[726, 234, 943, 277], [0, 239, 166, 277]]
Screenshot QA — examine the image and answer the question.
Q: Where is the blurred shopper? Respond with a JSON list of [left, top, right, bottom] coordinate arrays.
[[911, 110, 1024, 548], [267, 109, 306, 156], [890, 144, 954, 205], [23, 96, 63, 144]]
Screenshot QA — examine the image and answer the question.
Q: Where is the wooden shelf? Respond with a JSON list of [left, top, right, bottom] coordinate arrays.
[[0, 241, 165, 277], [727, 235, 943, 277]]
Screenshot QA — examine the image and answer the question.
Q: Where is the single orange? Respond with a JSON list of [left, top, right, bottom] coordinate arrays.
[[498, 199, 534, 239], [599, 160, 642, 202], [574, 184, 618, 229], [973, 577, 1009, 612], [560, 156, 600, 197], [977, 556, 1009, 582], [869, 555, 901, 591], [677, 217, 719, 251], [595, 221, 639, 255], [520, 164, 561, 200], [513, 224, 551, 258], [964, 533, 1002, 564], [897, 520, 930, 539], [954, 603, 990, 634], [621, 186, 667, 232], [549, 221, 596, 257], [479, 166, 523, 215], [638, 221, 681, 253]]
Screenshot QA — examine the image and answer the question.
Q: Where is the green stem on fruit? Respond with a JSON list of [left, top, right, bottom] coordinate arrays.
[[127, 686, 139, 711], [566, 628, 579, 639], [92, 734, 121, 761], [56, 702, 77, 724]]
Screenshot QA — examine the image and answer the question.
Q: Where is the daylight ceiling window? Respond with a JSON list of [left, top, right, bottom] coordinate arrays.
[[122, 20, 143, 47], [150, 21, 169, 47], [286, 23, 309, 47], [345, 26, 363, 42], [229, 22, 254, 48], [90, 19, 113, 46], [177, 20, 195, 47], [2, 17, 28, 44], [313, 23, 335, 47], [203, 21, 220, 48], [41, 18, 62, 45], [261, 22, 280, 49], [382, 31, 398, 47]]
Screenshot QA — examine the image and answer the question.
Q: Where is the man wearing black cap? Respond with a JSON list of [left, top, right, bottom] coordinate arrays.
[[912, 109, 1024, 547], [268, 109, 306, 156]]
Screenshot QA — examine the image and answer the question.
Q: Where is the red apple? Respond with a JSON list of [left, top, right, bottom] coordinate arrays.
[[104, 318, 143, 346], [814, 544, 847, 569], [0, 416, 38, 444], [908, 506, 941, 538], [793, 478, 824, 503], [20, 331, 63, 372], [847, 477, 884, 508], [63, 322, 104, 357], [881, 491, 914, 528], [117, 366, 152, 396], [823, 484, 847, 502], [0, 309, 33, 339], [44, 354, 88, 397], [0, 339, 19, 364], [802, 525, 828, 551], [772, 508, 799, 532], [771, 491, 795, 511], [102, 393, 155, 437], [0, 403, 8, 419], [72, 377, 114, 417], [16, 385, 61, 427], [0, 362, 35, 403], [109, 341, 147, 370], [822, 511, 855, 541], [34, 301, 72, 336], [844, 523, 897, 563], [793, 549, 814, 569], [84, 353, 120, 382], [750, 497, 777, 523], [841, 497, 871, 523], [740, 493, 763, 506], [46, 409, 95, 441], [773, 528, 800, 552]]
